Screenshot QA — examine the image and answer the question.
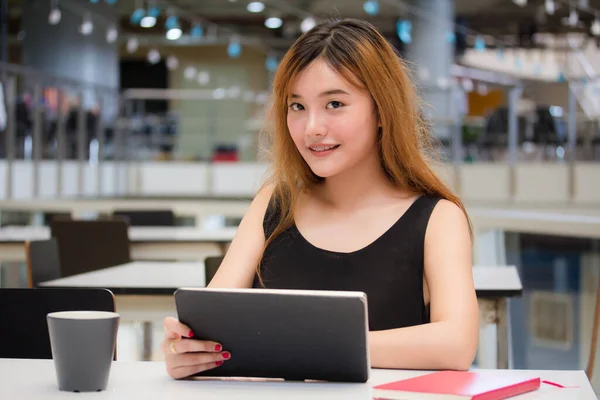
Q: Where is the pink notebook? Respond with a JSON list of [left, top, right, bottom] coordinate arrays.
[[372, 371, 541, 400]]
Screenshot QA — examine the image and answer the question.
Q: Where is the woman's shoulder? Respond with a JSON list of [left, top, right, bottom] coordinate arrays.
[[257, 182, 283, 238], [425, 196, 467, 222], [425, 197, 471, 242]]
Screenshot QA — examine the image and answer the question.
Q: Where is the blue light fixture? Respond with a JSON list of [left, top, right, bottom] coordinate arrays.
[[141, 7, 160, 28], [496, 47, 504, 60], [227, 41, 242, 58], [446, 31, 456, 44], [165, 16, 182, 40], [557, 72, 566, 82], [105, 0, 117, 3], [147, 7, 160, 18], [363, 1, 379, 16], [265, 56, 278, 72], [474, 36, 486, 52], [130, 8, 145, 25], [396, 20, 411, 44], [165, 15, 178, 30], [190, 23, 204, 38]]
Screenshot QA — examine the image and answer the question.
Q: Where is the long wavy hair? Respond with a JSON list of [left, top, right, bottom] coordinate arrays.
[[258, 18, 471, 280]]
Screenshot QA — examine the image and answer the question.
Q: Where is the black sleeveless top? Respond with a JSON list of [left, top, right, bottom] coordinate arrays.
[[252, 194, 441, 331]]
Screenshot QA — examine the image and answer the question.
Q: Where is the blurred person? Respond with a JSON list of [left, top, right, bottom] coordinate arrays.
[[162, 18, 478, 379]]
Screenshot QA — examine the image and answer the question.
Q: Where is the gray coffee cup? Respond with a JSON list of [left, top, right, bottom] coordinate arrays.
[[47, 310, 120, 392]]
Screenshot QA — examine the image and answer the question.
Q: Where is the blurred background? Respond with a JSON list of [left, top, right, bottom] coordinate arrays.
[[1, 0, 600, 394]]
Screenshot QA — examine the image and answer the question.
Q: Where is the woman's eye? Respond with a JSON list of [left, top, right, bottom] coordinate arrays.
[[289, 103, 304, 111], [327, 101, 343, 109]]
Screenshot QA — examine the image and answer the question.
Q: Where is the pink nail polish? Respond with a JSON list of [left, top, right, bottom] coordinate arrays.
[[214, 344, 222, 351], [216, 361, 223, 366], [222, 352, 231, 360], [188, 330, 194, 338]]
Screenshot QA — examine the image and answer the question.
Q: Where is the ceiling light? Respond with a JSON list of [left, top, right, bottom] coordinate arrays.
[[48, 7, 61, 25], [265, 17, 283, 29], [227, 39, 242, 58], [265, 55, 278, 72], [126, 37, 139, 53], [247, 2, 265, 13], [166, 28, 182, 40], [165, 16, 182, 40], [477, 83, 488, 96], [363, 0, 379, 16], [591, 19, 600, 36], [141, 6, 160, 28], [106, 26, 118, 43], [300, 17, 316, 33], [213, 88, 226, 99], [568, 9, 578, 26], [80, 14, 93, 35], [140, 15, 156, 28], [190, 23, 204, 37], [166, 56, 179, 71], [147, 49, 160, 64], [462, 78, 474, 92], [184, 66, 197, 80], [197, 71, 210, 85], [545, 0, 555, 15], [513, 0, 527, 6], [130, 8, 145, 24]]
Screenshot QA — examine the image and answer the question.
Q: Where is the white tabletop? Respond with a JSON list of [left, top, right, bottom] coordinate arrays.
[[0, 225, 237, 243], [41, 261, 206, 294], [0, 359, 594, 399], [40, 262, 522, 297], [472, 265, 523, 293]]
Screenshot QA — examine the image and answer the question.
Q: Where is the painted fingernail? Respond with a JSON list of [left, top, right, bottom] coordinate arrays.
[[188, 330, 194, 338], [216, 361, 223, 366], [222, 352, 231, 360], [214, 344, 222, 351]]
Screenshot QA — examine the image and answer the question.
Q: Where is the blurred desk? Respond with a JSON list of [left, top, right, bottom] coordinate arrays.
[[0, 197, 252, 224], [40, 262, 522, 369], [0, 226, 237, 262], [1, 359, 593, 399]]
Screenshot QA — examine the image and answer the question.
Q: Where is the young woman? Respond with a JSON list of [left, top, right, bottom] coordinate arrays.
[[162, 18, 479, 379]]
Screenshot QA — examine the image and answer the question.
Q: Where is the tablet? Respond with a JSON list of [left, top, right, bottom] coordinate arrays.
[[174, 287, 370, 382]]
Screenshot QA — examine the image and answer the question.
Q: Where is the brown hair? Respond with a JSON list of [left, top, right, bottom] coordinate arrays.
[[258, 18, 471, 280]]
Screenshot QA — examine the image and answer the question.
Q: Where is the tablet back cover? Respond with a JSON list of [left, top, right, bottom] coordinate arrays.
[[175, 288, 369, 382]]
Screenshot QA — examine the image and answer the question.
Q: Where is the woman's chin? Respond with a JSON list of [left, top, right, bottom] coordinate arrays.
[[308, 164, 341, 179]]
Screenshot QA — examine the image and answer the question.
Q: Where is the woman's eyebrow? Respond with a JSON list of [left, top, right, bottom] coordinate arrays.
[[290, 89, 351, 99]]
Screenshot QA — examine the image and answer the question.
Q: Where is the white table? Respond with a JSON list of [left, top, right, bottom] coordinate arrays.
[[40, 262, 523, 369], [0, 359, 594, 399], [0, 226, 237, 262], [39, 261, 522, 297]]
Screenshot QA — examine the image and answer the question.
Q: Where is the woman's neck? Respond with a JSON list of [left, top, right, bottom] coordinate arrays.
[[313, 153, 406, 211]]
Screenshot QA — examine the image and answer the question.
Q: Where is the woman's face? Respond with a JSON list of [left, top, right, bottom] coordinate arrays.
[[286, 58, 380, 179]]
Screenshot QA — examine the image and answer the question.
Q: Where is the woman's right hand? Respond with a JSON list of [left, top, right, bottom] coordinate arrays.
[[162, 317, 231, 379]]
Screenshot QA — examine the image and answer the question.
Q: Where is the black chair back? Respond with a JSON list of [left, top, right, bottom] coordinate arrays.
[[0, 288, 115, 359], [205, 256, 224, 285], [25, 239, 61, 287], [112, 210, 175, 226], [50, 219, 131, 277]]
